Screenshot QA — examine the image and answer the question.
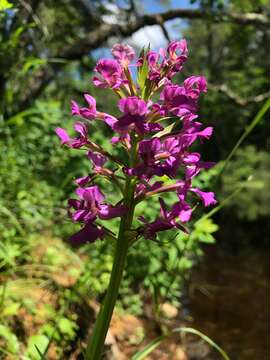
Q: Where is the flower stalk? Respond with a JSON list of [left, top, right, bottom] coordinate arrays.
[[85, 178, 136, 360]]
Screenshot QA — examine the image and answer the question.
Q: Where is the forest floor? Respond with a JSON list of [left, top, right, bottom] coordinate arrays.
[[0, 235, 213, 360]]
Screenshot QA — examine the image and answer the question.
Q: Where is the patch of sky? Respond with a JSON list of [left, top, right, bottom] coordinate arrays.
[[92, 0, 198, 59]]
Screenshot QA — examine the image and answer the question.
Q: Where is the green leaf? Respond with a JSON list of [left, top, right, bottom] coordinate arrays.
[[131, 327, 230, 360], [34, 345, 44, 358], [153, 122, 175, 138], [0, 0, 13, 11], [131, 335, 165, 360], [0, 324, 20, 354], [26, 335, 49, 359], [0, 204, 26, 236], [3, 302, 20, 316], [58, 317, 77, 338], [137, 45, 150, 97], [173, 328, 230, 360], [195, 218, 219, 234], [22, 58, 47, 75], [198, 233, 215, 243]]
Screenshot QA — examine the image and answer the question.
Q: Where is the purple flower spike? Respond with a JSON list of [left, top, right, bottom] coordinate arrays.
[[57, 38, 217, 247]]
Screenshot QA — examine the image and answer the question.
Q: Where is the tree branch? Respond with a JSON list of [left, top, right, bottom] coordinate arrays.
[[209, 84, 270, 106], [10, 7, 270, 117], [60, 9, 270, 60]]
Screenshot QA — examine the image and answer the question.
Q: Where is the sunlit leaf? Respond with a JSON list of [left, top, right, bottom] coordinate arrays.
[[0, 0, 13, 11], [26, 335, 49, 359]]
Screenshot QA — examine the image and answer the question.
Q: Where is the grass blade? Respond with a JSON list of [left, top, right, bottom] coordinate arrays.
[[0, 204, 26, 236], [35, 345, 45, 359], [173, 327, 230, 360], [131, 326, 230, 360], [131, 336, 165, 360]]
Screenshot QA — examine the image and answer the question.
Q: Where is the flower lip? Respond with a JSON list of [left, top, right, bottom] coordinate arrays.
[[70, 222, 105, 245], [111, 43, 135, 66], [167, 39, 188, 59], [71, 94, 97, 120], [93, 58, 124, 89], [55, 122, 88, 148], [95, 58, 122, 77], [118, 96, 147, 116]]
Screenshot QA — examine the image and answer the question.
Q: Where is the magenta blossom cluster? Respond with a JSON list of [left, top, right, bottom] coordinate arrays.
[[56, 40, 216, 244]]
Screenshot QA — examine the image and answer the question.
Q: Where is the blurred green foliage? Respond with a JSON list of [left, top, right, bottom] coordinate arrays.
[[223, 145, 270, 220]]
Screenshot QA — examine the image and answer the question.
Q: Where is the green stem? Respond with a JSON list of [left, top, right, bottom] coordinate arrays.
[[85, 178, 136, 360]]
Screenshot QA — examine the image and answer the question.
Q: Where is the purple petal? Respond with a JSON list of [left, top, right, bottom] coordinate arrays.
[[75, 175, 91, 187], [104, 114, 118, 127], [178, 208, 192, 222], [147, 51, 159, 67], [84, 94, 96, 110], [159, 198, 168, 219], [99, 204, 127, 219], [72, 209, 92, 222], [167, 39, 188, 58], [184, 75, 207, 94], [80, 108, 96, 119], [144, 122, 163, 132], [70, 222, 104, 245], [92, 76, 106, 88], [111, 44, 135, 66], [71, 100, 80, 116], [74, 122, 88, 138], [197, 126, 213, 140], [184, 152, 201, 164], [185, 165, 200, 180], [68, 199, 82, 210], [191, 188, 217, 207], [111, 136, 120, 144], [76, 185, 105, 203], [88, 151, 107, 168], [118, 97, 147, 116], [55, 128, 70, 144], [171, 201, 192, 223]]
